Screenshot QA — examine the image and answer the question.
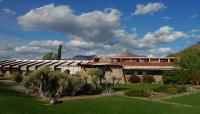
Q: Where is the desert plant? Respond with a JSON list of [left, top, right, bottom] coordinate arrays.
[[88, 68, 101, 89], [153, 84, 187, 94], [125, 89, 152, 97], [81, 83, 103, 95], [22, 68, 66, 103], [11, 71, 23, 83]]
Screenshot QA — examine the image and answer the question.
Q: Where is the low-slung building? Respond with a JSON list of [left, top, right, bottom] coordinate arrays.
[[0, 59, 91, 77], [0, 55, 175, 83], [80, 55, 175, 83]]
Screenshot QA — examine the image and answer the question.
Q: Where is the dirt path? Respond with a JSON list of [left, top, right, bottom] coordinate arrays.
[[121, 95, 193, 107], [121, 90, 200, 107], [60, 91, 123, 101]]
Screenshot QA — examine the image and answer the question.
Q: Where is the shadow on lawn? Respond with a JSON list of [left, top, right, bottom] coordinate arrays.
[[0, 83, 28, 97]]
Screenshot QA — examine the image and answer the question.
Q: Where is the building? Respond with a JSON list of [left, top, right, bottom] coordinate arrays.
[[80, 55, 175, 83], [0, 59, 91, 77], [0, 55, 175, 83]]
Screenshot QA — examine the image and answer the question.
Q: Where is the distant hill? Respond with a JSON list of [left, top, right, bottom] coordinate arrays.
[[71, 55, 96, 60], [174, 41, 200, 57]]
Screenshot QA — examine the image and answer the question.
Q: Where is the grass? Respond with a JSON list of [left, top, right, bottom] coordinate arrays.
[[113, 83, 162, 91], [2, 83, 200, 114], [165, 92, 200, 106]]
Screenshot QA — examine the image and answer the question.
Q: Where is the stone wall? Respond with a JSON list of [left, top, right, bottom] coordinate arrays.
[[105, 67, 125, 83]]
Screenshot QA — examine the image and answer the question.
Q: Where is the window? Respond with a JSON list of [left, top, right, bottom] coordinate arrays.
[[150, 59, 159, 63], [138, 71, 142, 75], [140, 59, 149, 62], [160, 59, 168, 62], [170, 59, 174, 62], [122, 59, 130, 62], [130, 59, 139, 62], [146, 71, 162, 75], [112, 59, 121, 62]]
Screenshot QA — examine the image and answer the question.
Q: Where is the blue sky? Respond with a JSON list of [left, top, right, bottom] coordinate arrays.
[[0, 0, 200, 60]]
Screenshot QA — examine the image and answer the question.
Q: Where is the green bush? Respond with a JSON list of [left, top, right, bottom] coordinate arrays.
[[153, 84, 187, 94], [22, 68, 66, 101], [11, 71, 23, 83], [64, 76, 103, 96], [188, 75, 200, 85], [163, 70, 189, 85], [128, 75, 141, 83], [81, 83, 103, 95], [124, 89, 152, 97]]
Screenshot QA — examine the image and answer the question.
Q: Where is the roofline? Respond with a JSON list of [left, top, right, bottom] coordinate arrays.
[[110, 57, 175, 59]]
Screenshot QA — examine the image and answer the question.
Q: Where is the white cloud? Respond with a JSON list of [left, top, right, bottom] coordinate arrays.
[[190, 29, 200, 38], [191, 34, 200, 38], [2, 8, 16, 16], [191, 14, 198, 19], [133, 2, 166, 15], [29, 40, 62, 48], [15, 40, 62, 54], [16, 4, 141, 57], [139, 26, 187, 48], [162, 16, 171, 20], [191, 29, 200, 33], [0, 4, 185, 59], [150, 47, 173, 54], [17, 4, 121, 42]]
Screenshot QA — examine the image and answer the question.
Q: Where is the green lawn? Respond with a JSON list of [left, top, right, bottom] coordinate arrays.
[[166, 92, 200, 106], [1, 83, 200, 114]]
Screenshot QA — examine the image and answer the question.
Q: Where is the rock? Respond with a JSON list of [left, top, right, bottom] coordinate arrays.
[[50, 98, 62, 104]]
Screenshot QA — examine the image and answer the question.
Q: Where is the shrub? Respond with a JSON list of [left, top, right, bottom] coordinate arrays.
[[163, 70, 189, 85], [22, 68, 66, 103], [124, 89, 152, 97], [142, 75, 154, 83], [81, 83, 103, 95], [11, 71, 23, 83], [188, 74, 200, 85], [64, 76, 85, 96], [128, 75, 141, 83], [152, 85, 167, 92], [64, 76, 103, 96], [153, 84, 187, 94]]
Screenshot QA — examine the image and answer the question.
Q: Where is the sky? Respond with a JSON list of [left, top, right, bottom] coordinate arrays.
[[0, 0, 200, 60]]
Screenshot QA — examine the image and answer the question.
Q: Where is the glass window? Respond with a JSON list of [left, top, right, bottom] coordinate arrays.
[[122, 59, 130, 62], [140, 59, 149, 62], [150, 59, 159, 63], [170, 59, 174, 62], [138, 71, 142, 75], [112, 59, 121, 62], [160, 59, 168, 62], [130, 59, 139, 62]]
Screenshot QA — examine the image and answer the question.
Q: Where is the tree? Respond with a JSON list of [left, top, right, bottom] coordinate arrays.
[[88, 68, 101, 89], [178, 49, 200, 84], [22, 67, 66, 104], [43, 52, 56, 60], [57, 45, 62, 60], [42, 45, 62, 60]]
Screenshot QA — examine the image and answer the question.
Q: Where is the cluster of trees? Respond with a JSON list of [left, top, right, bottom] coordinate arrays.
[[43, 45, 62, 60], [11, 67, 118, 104], [163, 48, 200, 85]]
